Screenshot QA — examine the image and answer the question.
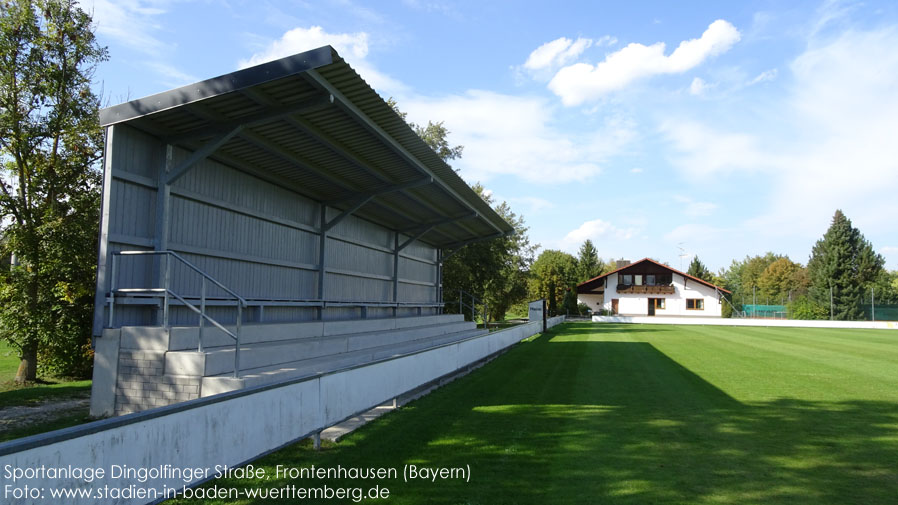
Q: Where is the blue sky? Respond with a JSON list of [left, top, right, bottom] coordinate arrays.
[[85, 0, 898, 272]]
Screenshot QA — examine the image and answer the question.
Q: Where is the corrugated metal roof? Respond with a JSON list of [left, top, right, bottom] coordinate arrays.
[[99, 46, 513, 248]]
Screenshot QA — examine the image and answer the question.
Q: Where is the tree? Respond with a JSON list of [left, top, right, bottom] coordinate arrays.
[[576, 239, 603, 282], [757, 257, 808, 304], [530, 250, 578, 316], [687, 256, 711, 282], [807, 210, 885, 320], [0, 0, 107, 382], [387, 98, 463, 164], [390, 98, 532, 323]]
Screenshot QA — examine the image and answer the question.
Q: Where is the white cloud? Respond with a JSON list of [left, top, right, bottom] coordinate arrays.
[[87, 0, 168, 55], [402, 91, 636, 183], [548, 20, 741, 105], [507, 196, 554, 213], [673, 195, 718, 217], [596, 35, 618, 46], [238, 26, 407, 94], [630, 167, 643, 173], [748, 68, 778, 85], [689, 77, 708, 95], [145, 62, 198, 88], [660, 27, 898, 244], [560, 219, 638, 252], [659, 120, 772, 177], [663, 224, 728, 244], [524, 37, 593, 72]]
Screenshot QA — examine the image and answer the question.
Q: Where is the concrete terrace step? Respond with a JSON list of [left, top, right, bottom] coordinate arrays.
[[200, 327, 488, 396], [164, 320, 478, 377], [116, 314, 465, 351]]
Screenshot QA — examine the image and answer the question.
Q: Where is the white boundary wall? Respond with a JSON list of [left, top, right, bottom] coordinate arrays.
[[0, 316, 564, 505], [593, 315, 898, 330]]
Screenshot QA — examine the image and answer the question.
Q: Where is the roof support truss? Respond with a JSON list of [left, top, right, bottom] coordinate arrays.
[[302, 69, 505, 236]]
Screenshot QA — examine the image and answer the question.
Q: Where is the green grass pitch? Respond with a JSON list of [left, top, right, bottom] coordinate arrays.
[[169, 322, 898, 504]]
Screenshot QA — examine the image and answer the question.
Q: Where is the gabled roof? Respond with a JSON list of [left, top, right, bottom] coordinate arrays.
[[577, 258, 731, 294], [99, 46, 513, 249]]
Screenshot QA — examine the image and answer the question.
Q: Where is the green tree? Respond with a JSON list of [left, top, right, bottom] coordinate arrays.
[[530, 249, 578, 316], [576, 239, 603, 282], [787, 296, 828, 320], [687, 256, 711, 282], [387, 98, 463, 163], [758, 257, 808, 304], [0, 0, 107, 382], [807, 210, 885, 320]]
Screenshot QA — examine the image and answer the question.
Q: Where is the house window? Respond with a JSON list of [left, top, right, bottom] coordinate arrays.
[[652, 298, 665, 309], [635, 275, 643, 286], [686, 298, 704, 310], [646, 275, 655, 285], [620, 274, 633, 285]]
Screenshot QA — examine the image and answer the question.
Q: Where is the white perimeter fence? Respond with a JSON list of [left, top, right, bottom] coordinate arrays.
[[592, 315, 897, 330]]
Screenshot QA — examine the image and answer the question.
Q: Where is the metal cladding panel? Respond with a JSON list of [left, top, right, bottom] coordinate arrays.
[[326, 272, 391, 302], [402, 239, 437, 263], [400, 257, 436, 284], [173, 158, 320, 228], [109, 180, 156, 239], [326, 239, 392, 278], [168, 197, 319, 266], [328, 210, 394, 250], [400, 283, 434, 303], [114, 126, 164, 179]]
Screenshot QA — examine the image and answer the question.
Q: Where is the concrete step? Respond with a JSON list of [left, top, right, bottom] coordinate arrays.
[[200, 327, 488, 396], [165, 320, 478, 377], [116, 314, 465, 351]]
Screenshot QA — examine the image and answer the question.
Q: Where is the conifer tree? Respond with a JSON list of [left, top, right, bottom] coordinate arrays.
[[807, 210, 884, 320], [576, 239, 602, 282], [687, 256, 712, 281]]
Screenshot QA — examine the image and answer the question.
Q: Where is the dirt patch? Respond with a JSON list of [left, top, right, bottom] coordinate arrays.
[[0, 395, 91, 433]]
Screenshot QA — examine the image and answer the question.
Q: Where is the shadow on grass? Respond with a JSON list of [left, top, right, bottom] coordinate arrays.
[[170, 323, 898, 505], [0, 382, 91, 408]]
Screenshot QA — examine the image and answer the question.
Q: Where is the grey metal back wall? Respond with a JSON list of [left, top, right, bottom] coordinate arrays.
[[98, 124, 440, 330]]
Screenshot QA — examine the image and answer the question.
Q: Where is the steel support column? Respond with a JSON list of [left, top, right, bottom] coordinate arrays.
[[154, 145, 173, 325], [92, 126, 117, 336], [318, 203, 327, 320], [393, 232, 400, 317]]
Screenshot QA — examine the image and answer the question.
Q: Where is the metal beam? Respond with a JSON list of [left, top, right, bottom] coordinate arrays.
[[325, 177, 432, 206], [238, 129, 365, 192], [441, 232, 508, 261], [396, 225, 434, 253], [165, 126, 243, 184], [197, 146, 451, 241], [324, 195, 374, 232], [398, 212, 476, 233], [302, 69, 506, 236], [165, 94, 333, 145], [318, 203, 326, 305], [99, 46, 334, 126], [392, 232, 400, 309]]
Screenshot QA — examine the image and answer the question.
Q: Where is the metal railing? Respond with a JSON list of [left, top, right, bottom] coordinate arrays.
[[108, 250, 247, 378], [455, 289, 489, 329]]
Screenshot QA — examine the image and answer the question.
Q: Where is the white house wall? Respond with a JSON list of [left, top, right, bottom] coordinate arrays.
[[585, 272, 722, 317]]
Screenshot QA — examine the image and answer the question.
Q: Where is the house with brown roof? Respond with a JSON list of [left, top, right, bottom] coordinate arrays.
[[577, 258, 731, 317]]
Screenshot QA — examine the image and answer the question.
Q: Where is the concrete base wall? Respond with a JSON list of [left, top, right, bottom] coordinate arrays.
[[593, 315, 898, 330], [1, 315, 564, 505]]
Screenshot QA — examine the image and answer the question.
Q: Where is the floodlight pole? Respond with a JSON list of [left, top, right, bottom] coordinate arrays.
[[872, 286, 875, 322]]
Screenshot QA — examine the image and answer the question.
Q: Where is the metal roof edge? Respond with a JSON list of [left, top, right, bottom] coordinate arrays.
[[99, 46, 335, 127]]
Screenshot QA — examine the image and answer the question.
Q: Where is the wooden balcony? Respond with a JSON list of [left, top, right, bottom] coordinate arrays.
[[616, 284, 675, 294]]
